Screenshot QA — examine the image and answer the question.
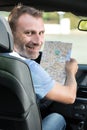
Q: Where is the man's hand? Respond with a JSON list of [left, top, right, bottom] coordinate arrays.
[[65, 58, 78, 76]]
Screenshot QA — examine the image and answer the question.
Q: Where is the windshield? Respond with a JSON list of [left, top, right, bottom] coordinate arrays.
[[43, 12, 87, 65], [0, 11, 87, 65]]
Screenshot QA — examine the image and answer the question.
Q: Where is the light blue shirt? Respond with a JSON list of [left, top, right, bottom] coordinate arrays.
[[9, 52, 56, 100]]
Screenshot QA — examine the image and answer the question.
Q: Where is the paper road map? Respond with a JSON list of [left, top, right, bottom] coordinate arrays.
[[40, 41, 72, 85]]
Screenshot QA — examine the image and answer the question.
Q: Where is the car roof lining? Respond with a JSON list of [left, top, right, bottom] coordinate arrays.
[[0, 0, 87, 16]]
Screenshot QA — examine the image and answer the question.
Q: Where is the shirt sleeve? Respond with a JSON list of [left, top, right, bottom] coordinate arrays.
[[9, 52, 56, 100], [25, 59, 56, 100]]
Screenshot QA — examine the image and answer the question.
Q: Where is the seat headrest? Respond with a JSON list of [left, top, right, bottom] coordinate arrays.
[[0, 16, 13, 52]]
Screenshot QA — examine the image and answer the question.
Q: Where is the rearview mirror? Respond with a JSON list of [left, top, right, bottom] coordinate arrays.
[[78, 20, 87, 31]]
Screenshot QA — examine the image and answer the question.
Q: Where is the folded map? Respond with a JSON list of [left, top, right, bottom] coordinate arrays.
[[40, 41, 72, 84]]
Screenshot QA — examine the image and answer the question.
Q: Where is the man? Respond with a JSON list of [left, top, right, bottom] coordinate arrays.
[[8, 4, 78, 130]]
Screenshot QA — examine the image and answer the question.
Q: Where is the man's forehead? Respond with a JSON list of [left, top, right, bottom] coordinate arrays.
[[17, 14, 45, 31], [18, 13, 43, 23]]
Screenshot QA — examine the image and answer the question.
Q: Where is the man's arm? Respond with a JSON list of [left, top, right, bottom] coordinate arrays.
[[45, 58, 78, 104]]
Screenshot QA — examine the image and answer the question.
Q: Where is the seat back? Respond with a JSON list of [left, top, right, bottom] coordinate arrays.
[[0, 16, 42, 130]]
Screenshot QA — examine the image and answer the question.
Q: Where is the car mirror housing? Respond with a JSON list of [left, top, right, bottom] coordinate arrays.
[[78, 20, 87, 31]]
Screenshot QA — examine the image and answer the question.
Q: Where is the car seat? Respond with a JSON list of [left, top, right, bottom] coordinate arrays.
[[0, 16, 42, 130]]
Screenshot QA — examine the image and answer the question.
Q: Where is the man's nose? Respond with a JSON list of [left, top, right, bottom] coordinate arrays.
[[33, 34, 42, 44]]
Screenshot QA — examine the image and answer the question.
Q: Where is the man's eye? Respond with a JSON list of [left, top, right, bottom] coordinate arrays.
[[25, 31, 32, 36], [39, 31, 44, 35]]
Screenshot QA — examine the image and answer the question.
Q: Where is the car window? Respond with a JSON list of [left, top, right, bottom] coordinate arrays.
[[43, 12, 87, 65], [0, 10, 87, 65]]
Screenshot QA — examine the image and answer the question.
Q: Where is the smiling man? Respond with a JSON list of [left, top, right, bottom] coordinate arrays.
[[8, 4, 78, 130], [9, 5, 45, 60]]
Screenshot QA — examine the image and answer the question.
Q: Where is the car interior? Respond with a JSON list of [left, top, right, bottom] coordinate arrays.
[[0, 0, 87, 130]]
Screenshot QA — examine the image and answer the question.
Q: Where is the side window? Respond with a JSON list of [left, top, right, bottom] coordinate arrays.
[[43, 11, 87, 65]]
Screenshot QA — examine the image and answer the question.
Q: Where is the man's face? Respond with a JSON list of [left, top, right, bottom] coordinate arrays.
[[13, 13, 45, 59]]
